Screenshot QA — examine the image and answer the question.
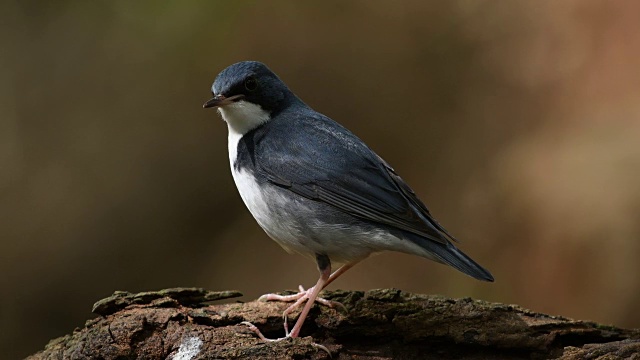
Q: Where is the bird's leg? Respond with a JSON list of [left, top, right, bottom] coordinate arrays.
[[282, 259, 360, 324], [259, 260, 361, 335], [249, 259, 362, 338], [288, 254, 331, 338], [323, 260, 359, 289], [242, 255, 333, 354], [244, 255, 331, 339]]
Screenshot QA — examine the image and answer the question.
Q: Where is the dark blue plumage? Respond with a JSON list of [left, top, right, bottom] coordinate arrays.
[[236, 103, 493, 281], [203, 61, 493, 341]]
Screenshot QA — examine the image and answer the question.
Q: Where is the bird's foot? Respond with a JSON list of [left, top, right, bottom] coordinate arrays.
[[259, 285, 346, 334], [240, 321, 331, 357], [240, 321, 288, 342], [259, 285, 346, 313]]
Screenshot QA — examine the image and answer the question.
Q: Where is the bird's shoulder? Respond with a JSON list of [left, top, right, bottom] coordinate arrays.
[[251, 108, 381, 181], [263, 107, 370, 156]]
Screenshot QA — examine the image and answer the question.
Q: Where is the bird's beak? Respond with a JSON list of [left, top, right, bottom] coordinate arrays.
[[202, 94, 245, 109]]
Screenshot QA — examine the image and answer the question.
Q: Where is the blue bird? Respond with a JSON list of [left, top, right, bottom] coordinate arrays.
[[203, 61, 493, 342]]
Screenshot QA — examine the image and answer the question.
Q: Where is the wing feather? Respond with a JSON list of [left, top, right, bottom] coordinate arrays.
[[255, 114, 453, 244]]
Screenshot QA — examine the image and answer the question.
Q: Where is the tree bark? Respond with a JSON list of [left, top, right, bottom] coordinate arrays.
[[27, 288, 640, 359]]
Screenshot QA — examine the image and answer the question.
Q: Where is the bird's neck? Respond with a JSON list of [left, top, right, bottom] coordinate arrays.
[[221, 100, 271, 166]]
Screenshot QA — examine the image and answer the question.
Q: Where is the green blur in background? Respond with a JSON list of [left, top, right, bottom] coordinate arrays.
[[2, 1, 640, 358]]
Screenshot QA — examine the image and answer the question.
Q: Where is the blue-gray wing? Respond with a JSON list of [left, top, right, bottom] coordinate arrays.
[[254, 115, 456, 245]]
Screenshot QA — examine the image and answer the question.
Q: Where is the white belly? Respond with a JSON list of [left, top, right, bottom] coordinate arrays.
[[230, 165, 421, 264], [230, 166, 313, 256]]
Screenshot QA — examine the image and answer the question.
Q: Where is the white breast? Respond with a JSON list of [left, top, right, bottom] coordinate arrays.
[[230, 168, 275, 231], [219, 100, 317, 256], [220, 100, 281, 238], [220, 100, 300, 249]]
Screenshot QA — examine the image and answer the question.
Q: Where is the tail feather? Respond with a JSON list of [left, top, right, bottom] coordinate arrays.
[[409, 235, 494, 282]]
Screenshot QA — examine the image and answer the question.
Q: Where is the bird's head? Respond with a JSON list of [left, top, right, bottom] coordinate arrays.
[[203, 61, 294, 135]]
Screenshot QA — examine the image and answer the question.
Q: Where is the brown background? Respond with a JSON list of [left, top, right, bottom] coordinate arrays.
[[2, 1, 639, 358]]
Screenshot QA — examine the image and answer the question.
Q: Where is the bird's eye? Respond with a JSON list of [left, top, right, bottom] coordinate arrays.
[[244, 77, 258, 92]]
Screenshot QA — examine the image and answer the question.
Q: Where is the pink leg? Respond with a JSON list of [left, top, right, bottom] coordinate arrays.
[[289, 263, 331, 338], [258, 260, 362, 334], [241, 255, 335, 355], [242, 259, 361, 343], [323, 261, 359, 289]]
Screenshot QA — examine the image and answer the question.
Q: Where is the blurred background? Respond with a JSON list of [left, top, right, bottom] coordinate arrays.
[[2, 1, 640, 358]]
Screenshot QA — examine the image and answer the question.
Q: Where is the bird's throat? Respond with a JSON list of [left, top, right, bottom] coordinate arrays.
[[222, 100, 271, 166], [219, 100, 271, 136]]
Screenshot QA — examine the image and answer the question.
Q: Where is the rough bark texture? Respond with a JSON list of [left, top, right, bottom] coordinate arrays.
[[28, 288, 639, 360]]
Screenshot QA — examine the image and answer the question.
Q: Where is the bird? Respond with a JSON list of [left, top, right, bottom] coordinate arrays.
[[203, 61, 493, 342]]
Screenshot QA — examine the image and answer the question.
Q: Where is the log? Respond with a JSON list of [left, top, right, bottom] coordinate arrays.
[[27, 288, 640, 359]]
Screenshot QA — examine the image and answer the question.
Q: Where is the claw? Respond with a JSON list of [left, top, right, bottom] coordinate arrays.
[[240, 321, 287, 342], [258, 289, 306, 302], [312, 342, 332, 358], [240, 321, 332, 357], [324, 299, 348, 314], [259, 286, 348, 335]]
